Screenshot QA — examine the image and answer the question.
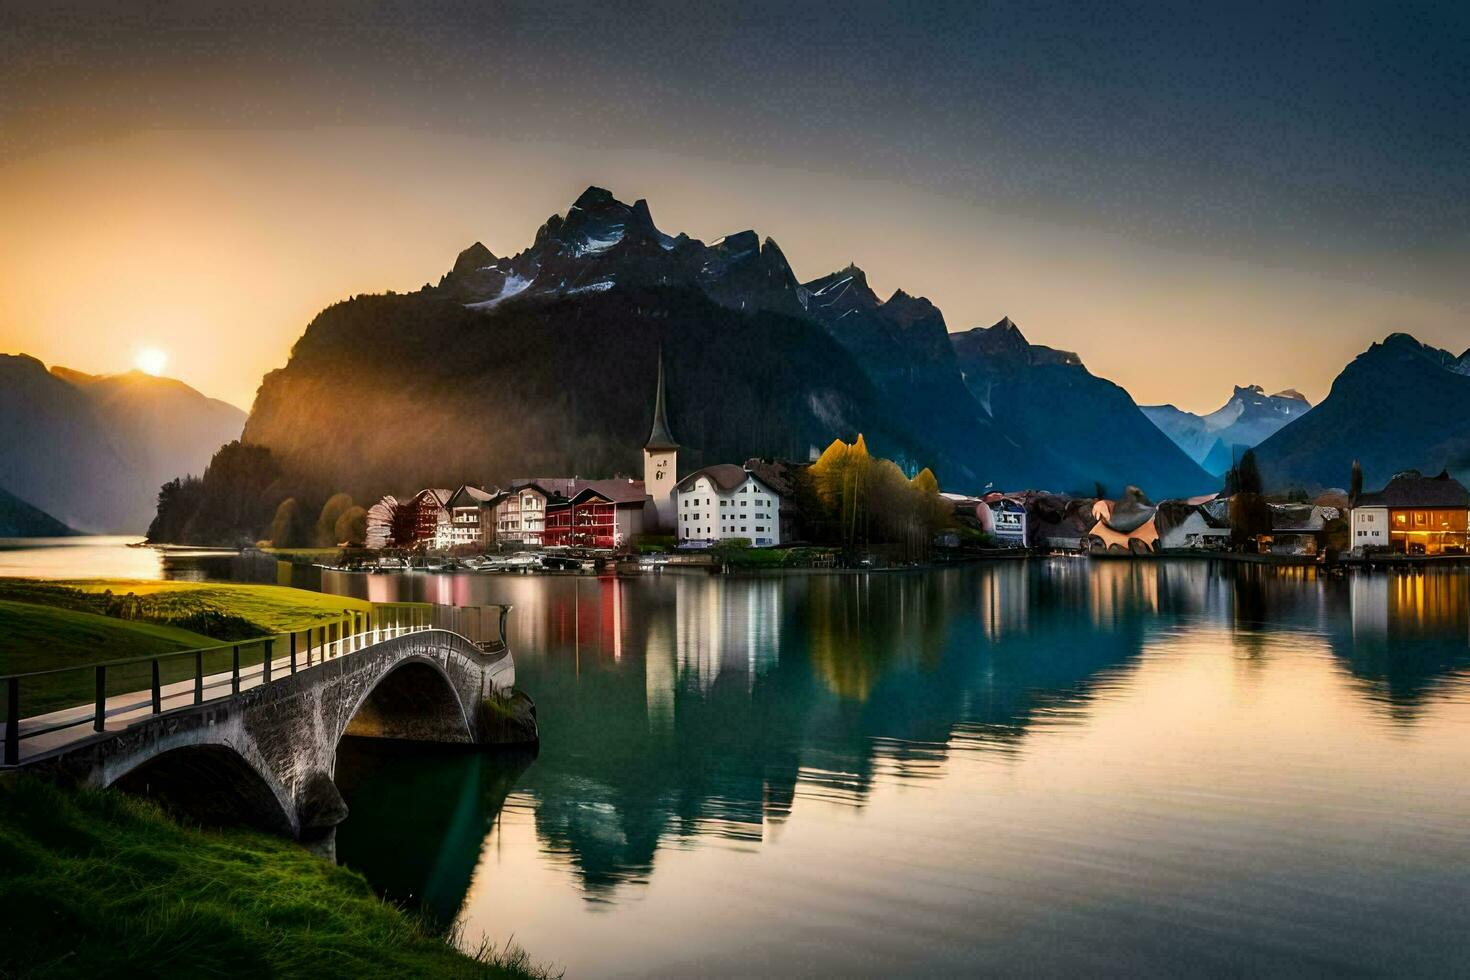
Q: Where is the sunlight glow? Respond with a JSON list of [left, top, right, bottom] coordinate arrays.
[[134, 347, 168, 377]]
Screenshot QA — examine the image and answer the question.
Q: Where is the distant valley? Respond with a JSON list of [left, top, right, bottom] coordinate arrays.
[[0, 355, 245, 532]]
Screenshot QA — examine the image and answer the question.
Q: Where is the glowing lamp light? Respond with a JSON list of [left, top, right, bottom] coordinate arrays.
[[135, 347, 168, 377]]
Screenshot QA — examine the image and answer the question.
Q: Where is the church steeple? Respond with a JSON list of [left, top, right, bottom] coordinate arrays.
[[645, 348, 679, 452]]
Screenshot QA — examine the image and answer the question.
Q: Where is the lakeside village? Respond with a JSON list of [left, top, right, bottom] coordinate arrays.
[[330, 358, 1470, 573]]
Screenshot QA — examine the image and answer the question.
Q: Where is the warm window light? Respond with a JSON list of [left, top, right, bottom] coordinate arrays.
[[134, 347, 168, 377]]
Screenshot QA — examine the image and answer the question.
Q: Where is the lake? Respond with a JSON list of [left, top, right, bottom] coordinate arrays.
[[326, 560, 1470, 976], [7, 540, 1470, 974]]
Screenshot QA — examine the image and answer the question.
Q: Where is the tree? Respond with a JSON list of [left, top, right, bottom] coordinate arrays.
[[1235, 449, 1263, 496], [269, 498, 308, 548], [1350, 459, 1363, 502], [146, 476, 204, 544], [163, 441, 285, 546], [333, 505, 368, 547], [315, 493, 356, 546]]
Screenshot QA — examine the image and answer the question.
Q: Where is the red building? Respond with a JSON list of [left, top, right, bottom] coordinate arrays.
[[542, 481, 650, 549]]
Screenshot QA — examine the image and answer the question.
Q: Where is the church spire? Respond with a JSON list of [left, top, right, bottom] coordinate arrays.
[[645, 347, 679, 451]]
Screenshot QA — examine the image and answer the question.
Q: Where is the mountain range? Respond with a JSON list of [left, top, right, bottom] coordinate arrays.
[[1251, 333, 1470, 492], [1143, 386, 1313, 477], [10, 187, 1469, 534], [241, 186, 1217, 503], [0, 355, 245, 532]]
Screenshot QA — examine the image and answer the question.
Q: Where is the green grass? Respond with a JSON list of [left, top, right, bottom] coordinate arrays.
[[0, 777, 555, 979], [0, 579, 370, 637], [0, 582, 374, 719], [0, 601, 221, 718]]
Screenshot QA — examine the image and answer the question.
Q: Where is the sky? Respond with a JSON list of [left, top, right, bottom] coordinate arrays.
[[2, 1, 1468, 414]]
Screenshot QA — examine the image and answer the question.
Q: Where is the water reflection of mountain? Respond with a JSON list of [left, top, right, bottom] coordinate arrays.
[[508, 565, 1166, 899], [326, 563, 1470, 905]]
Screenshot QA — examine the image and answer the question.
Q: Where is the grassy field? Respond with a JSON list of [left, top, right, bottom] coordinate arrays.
[[0, 579, 370, 637], [0, 777, 553, 979], [0, 582, 375, 718]]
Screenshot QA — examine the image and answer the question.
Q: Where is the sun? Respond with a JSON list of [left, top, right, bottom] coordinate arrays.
[[134, 347, 168, 377]]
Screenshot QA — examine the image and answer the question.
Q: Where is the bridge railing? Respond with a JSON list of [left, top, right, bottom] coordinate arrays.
[[0, 600, 511, 766]]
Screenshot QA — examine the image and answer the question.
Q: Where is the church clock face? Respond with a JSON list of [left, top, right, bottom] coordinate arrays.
[[655, 459, 668, 480]]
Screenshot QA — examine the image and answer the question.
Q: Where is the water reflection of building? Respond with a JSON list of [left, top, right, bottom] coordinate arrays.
[[978, 562, 1029, 640], [1336, 569, 1470, 715], [673, 575, 782, 692]]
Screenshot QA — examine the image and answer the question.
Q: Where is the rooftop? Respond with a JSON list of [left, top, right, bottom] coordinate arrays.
[[1355, 470, 1470, 509]]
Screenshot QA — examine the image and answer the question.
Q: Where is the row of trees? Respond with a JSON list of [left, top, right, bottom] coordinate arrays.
[[797, 436, 953, 558], [267, 493, 368, 549], [146, 439, 371, 548]]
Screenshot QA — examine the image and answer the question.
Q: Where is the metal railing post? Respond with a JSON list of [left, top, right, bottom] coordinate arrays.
[[262, 639, 273, 684], [232, 645, 240, 695], [5, 677, 18, 765], [151, 659, 161, 714], [194, 651, 204, 704], [306, 627, 314, 667], [94, 665, 106, 732]]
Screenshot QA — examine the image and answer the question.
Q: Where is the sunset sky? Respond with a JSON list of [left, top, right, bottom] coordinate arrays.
[[3, 1, 1467, 413]]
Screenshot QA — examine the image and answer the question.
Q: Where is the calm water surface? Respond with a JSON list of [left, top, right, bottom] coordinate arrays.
[[324, 562, 1470, 977], [0, 536, 244, 581]]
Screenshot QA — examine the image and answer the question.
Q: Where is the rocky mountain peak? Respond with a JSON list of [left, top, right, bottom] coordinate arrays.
[[571, 185, 617, 211], [452, 241, 496, 275], [881, 289, 941, 325], [802, 264, 881, 317], [951, 317, 1033, 364]]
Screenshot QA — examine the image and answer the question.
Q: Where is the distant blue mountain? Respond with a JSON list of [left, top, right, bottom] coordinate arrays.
[[1142, 385, 1311, 476]]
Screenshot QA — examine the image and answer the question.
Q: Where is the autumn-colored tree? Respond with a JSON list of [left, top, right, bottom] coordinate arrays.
[[803, 438, 950, 556]]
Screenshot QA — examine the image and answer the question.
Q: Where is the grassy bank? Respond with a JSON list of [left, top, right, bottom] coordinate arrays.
[[0, 777, 552, 978], [0, 582, 373, 718], [0, 579, 370, 640], [0, 601, 226, 717]]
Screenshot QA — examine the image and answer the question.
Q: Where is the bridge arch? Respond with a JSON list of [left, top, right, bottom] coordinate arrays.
[[336, 655, 476, 749], [109, 743, 296, 836]]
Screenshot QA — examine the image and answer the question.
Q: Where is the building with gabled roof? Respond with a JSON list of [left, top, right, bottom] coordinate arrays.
[[437, 484, 497, 550], [1350, 470, 1470, 555], [543, 478, 651, 549], [675, 464, 782, 547]]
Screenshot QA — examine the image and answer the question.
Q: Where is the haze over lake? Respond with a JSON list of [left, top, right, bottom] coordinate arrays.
[[324, 561, 1470, 977]]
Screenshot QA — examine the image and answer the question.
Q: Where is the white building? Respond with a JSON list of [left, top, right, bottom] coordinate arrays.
[[442, 485, 495, 550], [986, 498, 1028, 547], [491, 483, 553, 546], [1350, 503, 1390, 551], [675, 465, 782, 547]]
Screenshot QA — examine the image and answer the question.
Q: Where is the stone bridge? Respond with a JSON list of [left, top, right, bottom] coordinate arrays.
[[5, 605, 535, 840]]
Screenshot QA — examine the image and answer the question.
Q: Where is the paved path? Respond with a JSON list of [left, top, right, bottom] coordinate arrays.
[[12, 624, 431, 764]]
